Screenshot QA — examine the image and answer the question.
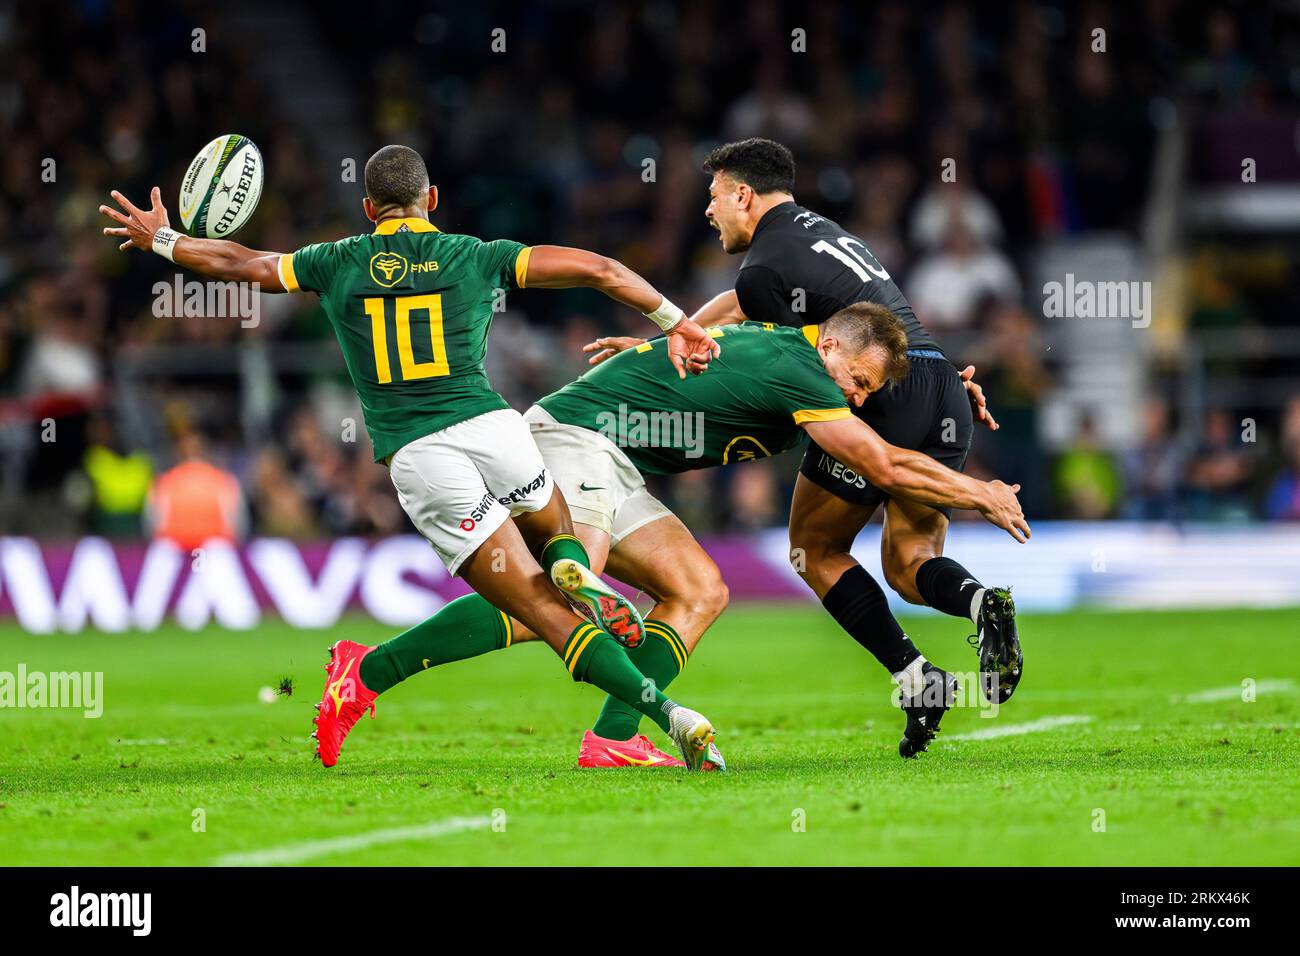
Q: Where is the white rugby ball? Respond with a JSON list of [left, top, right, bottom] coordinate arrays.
[[178, 134, 264, 238]]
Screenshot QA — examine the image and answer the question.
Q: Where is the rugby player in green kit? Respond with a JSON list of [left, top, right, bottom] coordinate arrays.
[[99, 144, 726, 771], [342, 302, 1028, 769]]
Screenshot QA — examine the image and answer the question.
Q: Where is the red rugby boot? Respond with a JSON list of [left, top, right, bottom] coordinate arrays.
[[576, 730, 686, 768], [313, 640, 378, 767]]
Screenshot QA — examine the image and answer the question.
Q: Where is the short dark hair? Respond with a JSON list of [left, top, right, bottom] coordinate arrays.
[[825, 302, 911, 384], [364, 145, 430, 210], [702, 138, 796, 194]]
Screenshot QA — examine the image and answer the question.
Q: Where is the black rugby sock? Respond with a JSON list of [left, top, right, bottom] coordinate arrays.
[[821, 565, 920, 675], [915, 556, 985, 623]]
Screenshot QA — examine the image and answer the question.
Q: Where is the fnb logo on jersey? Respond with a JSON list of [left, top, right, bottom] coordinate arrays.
[[369, 251, 410, 287], [497, 470, 547, 507]]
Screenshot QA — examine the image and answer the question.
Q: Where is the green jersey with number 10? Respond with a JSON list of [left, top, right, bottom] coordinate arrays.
[[280, 217, 530, 461]]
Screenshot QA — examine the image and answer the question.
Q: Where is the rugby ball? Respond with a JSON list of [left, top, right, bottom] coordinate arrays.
[[178, 134, 264, 238]]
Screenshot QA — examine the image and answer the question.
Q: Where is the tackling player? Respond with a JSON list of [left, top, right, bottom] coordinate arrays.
[[99, 144, 724, 770], [587, 138, 1027, 756], [347, 304, 1028, 766]]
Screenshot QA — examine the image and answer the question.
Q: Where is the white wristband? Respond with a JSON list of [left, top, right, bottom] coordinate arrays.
[[644, 297, 685, 333], [152, 227, 182, 262]]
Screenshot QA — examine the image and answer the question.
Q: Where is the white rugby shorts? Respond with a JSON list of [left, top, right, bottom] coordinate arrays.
[[388, 408, 553, 574], [523, 404, 672, 546]]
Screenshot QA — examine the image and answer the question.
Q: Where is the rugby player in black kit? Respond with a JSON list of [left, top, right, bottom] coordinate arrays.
[[587, 138, 1027, 757]]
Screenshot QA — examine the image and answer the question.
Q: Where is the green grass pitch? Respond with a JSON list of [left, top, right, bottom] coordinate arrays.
[[1, 605, 1297, 866]]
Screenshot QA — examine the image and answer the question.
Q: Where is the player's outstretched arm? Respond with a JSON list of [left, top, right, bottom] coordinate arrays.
[[689, 289, 748, 329], [582, 334, 648, 365], [581, 283, 746, 370], [100, 187, 287, 291], [524, 245, 719, 378], [803, 416, 1030, 543]]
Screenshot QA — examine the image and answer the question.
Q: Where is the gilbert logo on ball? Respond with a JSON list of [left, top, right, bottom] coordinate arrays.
[[178, 134, 264, 238]]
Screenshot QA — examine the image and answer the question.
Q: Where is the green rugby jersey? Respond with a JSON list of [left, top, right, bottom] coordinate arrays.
[[537, 322, 852, 475], [279, 217, 530, 461]]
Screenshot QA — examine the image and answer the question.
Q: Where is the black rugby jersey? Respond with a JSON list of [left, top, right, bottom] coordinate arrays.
[[733, 201, 940, 353]]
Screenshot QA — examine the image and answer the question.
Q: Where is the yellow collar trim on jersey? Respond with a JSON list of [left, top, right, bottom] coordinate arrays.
[[373, 217, 439, 235], [801, 324, 820, 348]]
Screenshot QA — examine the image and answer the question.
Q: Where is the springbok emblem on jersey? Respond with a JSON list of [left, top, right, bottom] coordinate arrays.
[[721, 435, 772, 464], [369, 251, 410, 288]]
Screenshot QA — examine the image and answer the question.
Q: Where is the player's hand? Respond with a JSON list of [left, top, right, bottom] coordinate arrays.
[[959, 365, 998, 431], [979, 480, 1030, 543], [100, 187, 171, 252], [665, 318, 720, 379], [582, 335, 646, 366]]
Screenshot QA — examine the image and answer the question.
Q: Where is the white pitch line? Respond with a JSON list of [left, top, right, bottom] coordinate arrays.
[[1173, 678, 1296, 705], [945, 714, 1093, 741], [212, 815, 493, 867]]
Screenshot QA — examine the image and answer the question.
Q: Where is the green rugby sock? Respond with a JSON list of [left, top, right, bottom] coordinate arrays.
[[591, 620, 686, 740], [562, 623, 676, 735], [541, 533, 590, 570], [358, 594, 512, 695]]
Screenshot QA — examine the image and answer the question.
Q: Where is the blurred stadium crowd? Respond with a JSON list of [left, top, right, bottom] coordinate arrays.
[[3, 0, 1300, 543]]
